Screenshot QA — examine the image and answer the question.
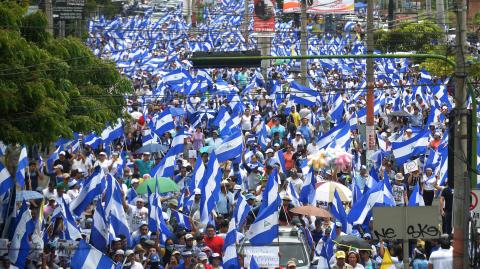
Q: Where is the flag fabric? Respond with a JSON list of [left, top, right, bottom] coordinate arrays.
[[71, 240, 117, 269], [223, 219, 239, 269], [391, 130, 429, 165], [90, 198, 110, 252], [247, 201, 279, 246], [408, 182, 425, 206], [46, 147, 60, 173], [250, 255, 260, 269], [257, 122, 270, 150], [172, 210, 192, 230], [70, 167, 105, 216], [104, 175, 131, 245], [0, 161, 14, 196], [8, 200, 35, 268], [347, 180, 395, 225], [199, 152, 222, 224], [15, 146, 28, 188], [148, 183, 174, 245], [299, 167, 316, 205], [189, 157, 205, 192], [260, 169, 280, 212], [60, 198, 83, 240], [331, 190, 348, 232], [150, 110, 175, 137], [150, 131, 186, 178], [234, 194, 251, 227], [289, 81, 318, 106], [215, 130, 244, 163], [272, 149, 287, 175], [380, 247, 396, 269]]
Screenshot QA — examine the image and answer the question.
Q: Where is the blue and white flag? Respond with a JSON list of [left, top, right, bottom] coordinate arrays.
[[289, 81, 318, 106], [247, 201, 278, 246], [344, 21, 355, 32], [150, 131, 186, 178], [148, 182, 174, 244], [104, 175, 130, 245], [172, 210, 191, 230], [347, 180, 395, 225], [8, 200, 35, 269], [46, 147, 60, 173], [215, 130, 244, 163], [392, 130, 429, 165], [272, 149, 287, 175], [70, 167, 105, 216], [15, 146, 27, 188], [199, 152, 222, 224], [331, 190, 347, 232], [150, 110, 175, 138], [223, 219, 239, 269], [0, 161, 13, 196], [408, 182, 425, 206], [260, 168, 280, 212], [234, 194, 251, 227], [257, 122, 270, 150], [57, 198, 83, 240], [90, 198, 110, 253], [71, 240, 117, 269], [299, 167, 316, 205], [189, 157, 205, 192], [100, 119, 124, 145], [250, 255, 260, 269], [329, 93, 345, 123]]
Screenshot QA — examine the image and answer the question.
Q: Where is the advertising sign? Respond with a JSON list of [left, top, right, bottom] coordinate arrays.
[[283, 0, 354, 14], [308, 0, 354, 14], [243, 246, 280, 268], [253, 0, 276, 32], [53, 0, 85, 20]]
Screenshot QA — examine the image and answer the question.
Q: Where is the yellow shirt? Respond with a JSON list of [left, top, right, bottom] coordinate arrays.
[[290, 112, 301, 127]]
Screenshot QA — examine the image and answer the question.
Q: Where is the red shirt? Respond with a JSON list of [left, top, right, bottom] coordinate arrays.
[[284, 151, 294, 171], [204, 235, 224, 254]]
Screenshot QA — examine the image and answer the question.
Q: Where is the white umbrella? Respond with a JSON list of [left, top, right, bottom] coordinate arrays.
[[315, 181, 352, 203]]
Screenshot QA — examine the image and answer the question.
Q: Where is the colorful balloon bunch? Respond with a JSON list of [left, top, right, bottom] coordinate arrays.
[[307, 148, 353, 171]]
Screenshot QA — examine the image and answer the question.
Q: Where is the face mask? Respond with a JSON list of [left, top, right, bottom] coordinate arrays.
[[166, 245, 174, 252]]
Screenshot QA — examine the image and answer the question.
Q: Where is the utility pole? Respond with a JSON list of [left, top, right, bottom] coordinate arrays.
[[436, 0, 446, 29], [426, 0, 431, 17], [452, 0, 470, 267], [44, 0, 53, 35], [299, 0, 307, 85], [243, 0, 250, 43], [365, 0, 376, 160]]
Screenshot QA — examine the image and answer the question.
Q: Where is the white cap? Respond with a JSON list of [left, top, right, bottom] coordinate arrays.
[[125, 250, 134, 256], [266, 149, 274, 154], [115, 249, 125, 256], [185, 233, 194, 240], [194, 188, 202, 195], [99, 152, 107, 156], [59, 151, 66, 156], [273, 143, 280, 147], [406, 128, 412, 133], [131, 178, 139, 184]]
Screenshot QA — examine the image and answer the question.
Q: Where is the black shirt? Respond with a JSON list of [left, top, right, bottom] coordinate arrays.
[[441, 187, 453, 211]]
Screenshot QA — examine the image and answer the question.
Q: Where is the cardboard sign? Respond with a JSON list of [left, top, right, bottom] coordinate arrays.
[[244, 246, 279, 268], [404, 159, 419, 174], [373, 206, 442, 240]]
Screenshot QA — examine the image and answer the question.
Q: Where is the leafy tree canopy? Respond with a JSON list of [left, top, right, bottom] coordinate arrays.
[[374, 20, 444, 53], [0, 2, 131, 145]]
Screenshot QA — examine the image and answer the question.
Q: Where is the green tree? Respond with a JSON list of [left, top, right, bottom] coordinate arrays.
[[0, 3, 131, 145], [375, 20, 444, 53]]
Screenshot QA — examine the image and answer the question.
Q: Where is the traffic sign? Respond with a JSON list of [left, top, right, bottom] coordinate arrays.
[[471, 189, 480, 221]]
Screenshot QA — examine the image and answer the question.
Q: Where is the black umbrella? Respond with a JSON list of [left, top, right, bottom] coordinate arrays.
[[333, 235, 372, 250]]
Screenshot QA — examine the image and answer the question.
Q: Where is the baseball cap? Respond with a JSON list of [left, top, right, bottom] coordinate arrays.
[[115, 249, 125, 256], [125, 250, 134, 256], [54, 164, 63, 170], [198, 252, 208, 260], [245, 193, 255, 200], [185, 234, 194, 240], [336, 251, 346, 259], [266, 149, 274, 154], [99, 152, 107, 156], [211, 253, 220, 258], [194, 188, 202, 195], [59, 151, 66, 156], [287, 260, 297, 267]]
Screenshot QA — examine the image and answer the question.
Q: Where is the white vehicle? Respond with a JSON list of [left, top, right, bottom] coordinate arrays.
[[239, 226, 313, 269]]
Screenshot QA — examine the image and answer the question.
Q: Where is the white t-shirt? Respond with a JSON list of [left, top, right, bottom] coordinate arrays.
[[94, 159, 112, 174], [126, 205, 148, 232], [71, 158, 87, 173], [307, 143, 319, 155], [428, 248, 453, 269], [241, 114, 252, 131]]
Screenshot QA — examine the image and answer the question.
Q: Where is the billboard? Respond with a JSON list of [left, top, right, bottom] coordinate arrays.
[[253, 0, 276, 32], [283, 0, 354, 14]]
